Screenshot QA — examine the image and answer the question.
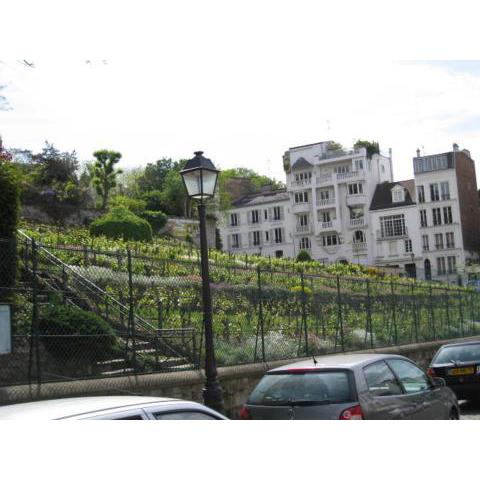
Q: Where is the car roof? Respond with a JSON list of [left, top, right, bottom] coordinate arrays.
[[268, 353, 406, 372], [437, 341, 480, 349], [0, 396, 186, 420]]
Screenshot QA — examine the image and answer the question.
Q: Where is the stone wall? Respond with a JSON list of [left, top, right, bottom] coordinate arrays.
[[1, 335, 479, 418]]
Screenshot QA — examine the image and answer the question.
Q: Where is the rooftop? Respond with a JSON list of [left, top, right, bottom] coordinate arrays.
[[369, 180, 416, 211], [231, 188, 289, 208]]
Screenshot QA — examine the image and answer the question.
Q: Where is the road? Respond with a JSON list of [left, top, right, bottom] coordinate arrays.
[[460, 400, 480, 419]]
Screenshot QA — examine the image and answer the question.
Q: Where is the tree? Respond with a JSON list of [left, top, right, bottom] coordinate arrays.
[[354, 140, 380, 158], [32, 142, 79, 185], [138, 158, 174, 193], [91, 150, 122, 210]]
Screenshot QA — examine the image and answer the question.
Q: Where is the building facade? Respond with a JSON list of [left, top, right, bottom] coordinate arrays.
[[219, 141, 480, 281]]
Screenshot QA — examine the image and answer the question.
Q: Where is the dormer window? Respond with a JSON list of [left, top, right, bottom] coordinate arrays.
[[391, 186, 405, 203]]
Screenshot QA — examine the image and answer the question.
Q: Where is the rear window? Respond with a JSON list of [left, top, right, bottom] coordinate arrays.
[[248, 370, 354, 406], [434, 344, 480, 364]]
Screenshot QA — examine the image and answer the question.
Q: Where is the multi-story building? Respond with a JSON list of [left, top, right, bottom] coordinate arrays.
[[222, 186, 295, 258], [219, 140, 480, 281]]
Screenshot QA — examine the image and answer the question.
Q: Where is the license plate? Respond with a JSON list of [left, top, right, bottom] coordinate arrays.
[[448, 367, 475, 376]]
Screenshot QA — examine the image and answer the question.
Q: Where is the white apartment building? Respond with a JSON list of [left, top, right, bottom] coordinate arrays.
[[219, 140, 480, 282], [222, 187, 295, 258]]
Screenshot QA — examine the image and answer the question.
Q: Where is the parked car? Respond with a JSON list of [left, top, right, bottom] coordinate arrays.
[[240, 353, 459, 420], [0, 396, 228, 420], [428, 341, 480, 401]]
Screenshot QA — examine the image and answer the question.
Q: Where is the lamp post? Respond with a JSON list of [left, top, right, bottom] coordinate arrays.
[[180, 151, 224, 414]]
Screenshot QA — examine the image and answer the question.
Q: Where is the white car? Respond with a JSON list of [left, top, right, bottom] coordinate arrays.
[[0, 396, 228, 420]]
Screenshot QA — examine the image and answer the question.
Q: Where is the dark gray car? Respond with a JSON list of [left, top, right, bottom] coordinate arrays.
[[240, 353, 459, 420]]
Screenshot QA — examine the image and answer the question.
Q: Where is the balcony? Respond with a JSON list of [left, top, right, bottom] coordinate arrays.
[[346, 193, 367, 206], [349, 217, 366, 228], [316, 173, 333, 185], [316, 197, 336, 208], [291, 178, 312, 188], [336, 170, 365, 182], [292, 202, 311, 214], [296, 224, 311, 234], [352, 242, 368, 252], [317, 219, 340, 232], [376, 227, 409, 241]]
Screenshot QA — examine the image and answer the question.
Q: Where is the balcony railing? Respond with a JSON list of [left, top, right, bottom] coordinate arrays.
[[376, 227, 409, 241], [296, 224, 310, 233], [336, 170, 365, 181], [352, 242, 367, 252], [291, 178, 312, 187], [349, 217, 365, 228], [316, 197, 335, 207], [319, 221, 333, 229], [318, 148, 363, 160]]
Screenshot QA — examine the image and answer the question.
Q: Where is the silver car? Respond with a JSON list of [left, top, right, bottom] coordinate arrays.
[[240, 353, 459, 420], [0, 396, 228, 420]]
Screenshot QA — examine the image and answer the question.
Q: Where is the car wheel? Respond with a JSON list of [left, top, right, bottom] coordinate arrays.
[[449, 407, 459, 420]]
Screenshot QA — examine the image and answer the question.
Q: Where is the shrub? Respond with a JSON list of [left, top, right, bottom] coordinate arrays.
[[109, 195, 147, 216], [141, 210, 167, 231], [0, 163, 20, 302], [142, 190, 164, 211], [90, 206, 152, 241], [39, 304, 120, 363], [296, 250, 312, 262]]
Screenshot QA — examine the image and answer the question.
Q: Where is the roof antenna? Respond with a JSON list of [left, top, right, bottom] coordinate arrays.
[[312, 355, 318, 365]]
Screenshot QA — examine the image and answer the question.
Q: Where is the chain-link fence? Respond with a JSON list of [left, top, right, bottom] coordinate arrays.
[[1, 234, 480, 391]]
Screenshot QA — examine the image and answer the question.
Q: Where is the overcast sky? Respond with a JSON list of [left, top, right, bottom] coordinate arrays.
[[1, 1, 480, 183]]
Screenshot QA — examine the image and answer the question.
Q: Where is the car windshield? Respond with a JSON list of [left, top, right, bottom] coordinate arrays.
[[434, 344, 480, 364], [248, 370, 353, 406]]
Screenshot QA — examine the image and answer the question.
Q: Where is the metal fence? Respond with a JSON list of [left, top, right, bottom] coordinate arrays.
[[1, 235, 480, 390]]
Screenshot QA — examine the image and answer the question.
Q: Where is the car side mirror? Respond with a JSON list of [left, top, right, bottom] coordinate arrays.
[[431, 377, 446, 388]]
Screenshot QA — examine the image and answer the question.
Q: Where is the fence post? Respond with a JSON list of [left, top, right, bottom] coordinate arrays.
[[256, 265, 266, 363], [469, 290, 475, 335], [62, 265, 67, 304], [366, 279, 374, 349], [157, 298, 163, 331], [335, 275, 344, 352], [300, 270, 309, 356], [445, 286, 451, 338], [411, 282, 419, 343], [29, 239, 42, 386], [126, 249, 137, 369], [459, 292, 465, 337], [390, 277, 398, 345], [429, 282, 436, 340]]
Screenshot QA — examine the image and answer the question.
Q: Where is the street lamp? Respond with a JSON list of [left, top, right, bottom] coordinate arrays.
[[180, 151, 224, 414]]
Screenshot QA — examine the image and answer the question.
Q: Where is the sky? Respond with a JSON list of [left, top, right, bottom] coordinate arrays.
[[1, 1, 480, 183]]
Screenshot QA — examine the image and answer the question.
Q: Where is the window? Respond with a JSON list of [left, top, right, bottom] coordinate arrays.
[[322, 234, 339, 247], [422, 235, 429, 252], [349, 206, 364, 219], [230, 213, 239, 227], [319, 189, 332, 200], [353, 230, 365, 244], [231, 233, 240, 249], [364, 361, 402, 397], [430, 183, 440, 202], [321, 211, 331, 223], [300, 237, 311, 250], [355, 159, 364, 171], [264, 209, 268, 220], [434, 233, 444, 250], [298, 214, 309, 226], [441, 181, 450, 200], [414, 154, 450, 173], [417, 185, 425, 203], [381, 165, 385, 173], [380, 215, 406, 238], [274, 228, 283, 244], [420, 210, 428, 227], [443, 206, 453, 224], [273, 206, 281, 220], [275, 250, 283, 258], [295, 171, 312, 182], [432, 208, 442, 226], [251, 210, 259, 224], [348, 183, 363, 195], [294, 191, 309, 203], [253, 231, 261, 246], [334, 165, 350, 174], [387, 359, 430, 394], [392, 188, 404, 203], [446, 232, 455, 248], [265, 231, 269, 242], [405, 239, 412, 253], [154, 411, 217, 420], [448, 256, 456, 274], [437, 257, 446, 276]]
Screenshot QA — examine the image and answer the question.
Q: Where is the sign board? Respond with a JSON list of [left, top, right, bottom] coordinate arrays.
[[0, 305, 12, 354]]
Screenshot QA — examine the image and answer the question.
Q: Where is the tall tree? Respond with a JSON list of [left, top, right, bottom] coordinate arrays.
[[91, 150, 122, 210], [138, 158, 174, 193]]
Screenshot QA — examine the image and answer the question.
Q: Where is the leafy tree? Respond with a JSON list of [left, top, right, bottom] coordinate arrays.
[[109, 195, 147, 216], [215, 227, 223, 251], [296, 250, 312, 262], [138, 158, 174, 193], [159, 168, 188, 216], [91, 150, 123, 210], [142, 189, 164, 211], [327, 141, 343, 151], [32, 142, 79, 185], [354, 140, 380, 158]]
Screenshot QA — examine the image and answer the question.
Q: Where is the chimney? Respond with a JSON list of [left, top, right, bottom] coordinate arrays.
[[453, 143, 459, 152], [416, 148, 421, 157], [462, 149, 471, 158]]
